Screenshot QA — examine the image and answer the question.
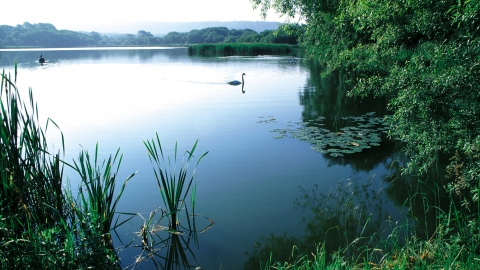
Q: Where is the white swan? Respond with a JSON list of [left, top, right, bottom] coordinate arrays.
[[228, 73, 245, 86]]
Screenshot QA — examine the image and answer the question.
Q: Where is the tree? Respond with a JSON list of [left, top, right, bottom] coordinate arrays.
[[251, 0, 480, 206], [186, 29, 204, 44], [163, 31, 185, 44], [137, 30, 153, 37]]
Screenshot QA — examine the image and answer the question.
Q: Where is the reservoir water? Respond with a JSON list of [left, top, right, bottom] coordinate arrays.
[[0, 47, 405, 269]]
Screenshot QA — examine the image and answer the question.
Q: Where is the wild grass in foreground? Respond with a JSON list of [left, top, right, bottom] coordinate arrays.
[[260, 227, 480, 269], [0, 66, 211, 269], [254, 176, 480, 269], [188, 43, 297, 56], [0, 65, 129, 268]]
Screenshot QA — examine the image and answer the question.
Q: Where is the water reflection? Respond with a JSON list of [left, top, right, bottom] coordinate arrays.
[[382, 154, 451, 240], [117, 208, 215, 269], [299, 62, 449, 241], [0, 47, 188, 69], [244, 176, 390, 268], [270, 60, 403, 173], [300, 61, 390, 127], [2, 48, 416, 268], [325, 139, 403, 172], [243, 63, 415, 268]]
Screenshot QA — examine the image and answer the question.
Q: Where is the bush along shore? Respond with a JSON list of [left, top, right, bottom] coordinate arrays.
[[245, 0, 480, 268], [0, 66, 210, 269], [187, 43, 298, 56]]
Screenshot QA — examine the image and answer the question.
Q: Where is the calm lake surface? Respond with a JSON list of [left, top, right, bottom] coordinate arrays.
[[0, 47, 405, 269]]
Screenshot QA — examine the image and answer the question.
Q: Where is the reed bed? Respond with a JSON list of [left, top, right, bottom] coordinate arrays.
[[0, 65, 135, 268], [0, 65, 211, 269], [187, 43, 297, 56]]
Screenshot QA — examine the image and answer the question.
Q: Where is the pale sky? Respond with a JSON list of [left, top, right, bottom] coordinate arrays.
[[3, 0, 288, 31]]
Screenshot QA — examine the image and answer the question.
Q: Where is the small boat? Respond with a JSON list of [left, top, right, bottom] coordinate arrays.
[[39, 54, 45, 65]]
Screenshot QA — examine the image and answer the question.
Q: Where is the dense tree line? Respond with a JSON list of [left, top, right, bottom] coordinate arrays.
[[0, 22, 302, 48], [252, 0, 480, 228]]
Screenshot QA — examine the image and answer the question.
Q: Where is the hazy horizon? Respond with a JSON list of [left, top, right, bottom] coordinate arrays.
[[4, 0, 292, 33], [0, 20, 284, 36]]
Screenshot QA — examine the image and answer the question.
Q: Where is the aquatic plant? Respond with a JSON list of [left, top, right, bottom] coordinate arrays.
[[120, 136, 211, 269], [0, 65, 131, 268], [0, 65, 215, 269], [254, 156, 480, 269], [188, 43, 296, 56], [144, 134, 208, 232], [268, 112, 391, 157], [69, 144, 136, 246]]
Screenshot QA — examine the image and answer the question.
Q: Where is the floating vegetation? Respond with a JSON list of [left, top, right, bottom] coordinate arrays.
[[257, 116, 278, 124], [262, 112, 391, 157]]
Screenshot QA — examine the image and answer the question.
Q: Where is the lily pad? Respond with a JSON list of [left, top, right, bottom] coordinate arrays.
[[264, 112, 392, 156]]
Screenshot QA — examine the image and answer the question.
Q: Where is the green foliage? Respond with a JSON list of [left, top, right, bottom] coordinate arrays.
[[253, 0, 480, 210], [0, 64, 64, 236], [251, 3, 480, 268], [0, 67, 133, 268], [144, 134, 208, 232], [0, 22, 99, 47], [252, 173, 480, 269], [70, 144, 136, 245], [0, 66, 212, 268], [187, 43, 296, 56], [0, 22, 303, 48], [166, 25, 303, 45], [0, 65, 67, 267]]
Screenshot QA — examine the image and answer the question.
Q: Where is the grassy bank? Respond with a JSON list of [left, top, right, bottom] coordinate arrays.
[[251, 175, 480, 269], [259, 221, 479, 269], [187, 43, 298, 56]]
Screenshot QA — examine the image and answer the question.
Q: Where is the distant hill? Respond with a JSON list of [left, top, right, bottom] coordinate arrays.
[[98, 21, 282, 36]]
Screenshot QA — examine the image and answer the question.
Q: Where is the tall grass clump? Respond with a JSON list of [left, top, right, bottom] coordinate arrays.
[[188, 43, 297, 56], [116, 134, 211, 269], [0, 65, 71, 268], [0, 66, 134, 268], [144, 134, 208, 233], [70, 144, 136, 246]]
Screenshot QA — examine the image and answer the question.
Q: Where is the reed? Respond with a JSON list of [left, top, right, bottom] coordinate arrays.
[[0, 65, 73, 267], [1, 64, 64, 236], [69, 144, 136, 247], [144, 134, 208, 232], [188, 43, 297, 56], [0, 66, 134, 268], [1, 65, 215, 268]]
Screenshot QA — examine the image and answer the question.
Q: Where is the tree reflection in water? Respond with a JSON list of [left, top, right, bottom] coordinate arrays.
[[383, 154, 451, 241], [244, 176, 392, 269], [117, 208, 215, 269]]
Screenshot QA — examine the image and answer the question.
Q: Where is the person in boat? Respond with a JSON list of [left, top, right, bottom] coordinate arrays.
[[39, 54, 45, 65]]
